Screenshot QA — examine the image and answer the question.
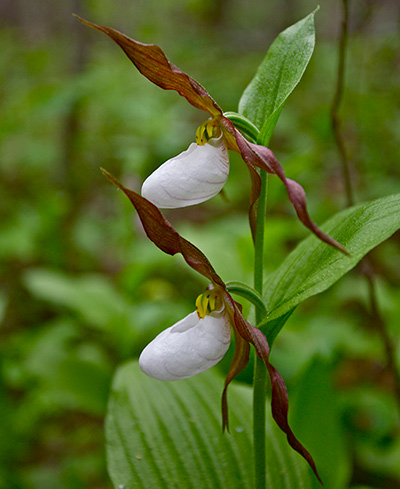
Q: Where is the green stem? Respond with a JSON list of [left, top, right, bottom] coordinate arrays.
[[253, 169, 268, 489], [228, 109, 269, 487]]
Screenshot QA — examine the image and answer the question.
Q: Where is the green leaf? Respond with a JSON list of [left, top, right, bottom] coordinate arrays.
[[23, 268, 129, 329], [23, 268, 138, 355], [258, 107, 282, 146], [263, 193, 400, 326], [47, 357, 112, 416], [106, 362, 314, 489], [291, 357, 351, 489], [263, 308, 295, 345], [238, 10, 317, 144]]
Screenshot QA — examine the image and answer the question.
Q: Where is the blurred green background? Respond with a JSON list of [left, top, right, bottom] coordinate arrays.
[[1, 0, 399, 488]]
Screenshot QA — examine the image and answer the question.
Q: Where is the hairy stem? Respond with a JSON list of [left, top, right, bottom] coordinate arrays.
[[253, 169, 268, 489]]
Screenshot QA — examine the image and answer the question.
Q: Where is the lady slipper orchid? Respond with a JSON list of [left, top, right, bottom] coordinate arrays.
[[101, 169, 322, 484], [141, 124, 229, 208], [76, 15, 347, 254], [139, 290, 231, 380]]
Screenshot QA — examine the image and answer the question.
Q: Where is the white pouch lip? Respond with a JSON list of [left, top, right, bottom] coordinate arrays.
[[139, 310, 231, 381], [141, 134, 229, 208]]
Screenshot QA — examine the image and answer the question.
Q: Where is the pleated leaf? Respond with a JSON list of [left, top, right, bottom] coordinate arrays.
[[106, 361, 314, 489], [262, 193, 400, 331]]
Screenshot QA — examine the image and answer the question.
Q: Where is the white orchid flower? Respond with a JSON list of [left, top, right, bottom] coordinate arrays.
[[139, 291, 231, 381], [141, 123, 229, 209]]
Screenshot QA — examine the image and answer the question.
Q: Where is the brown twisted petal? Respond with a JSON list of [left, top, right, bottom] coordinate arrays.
[[248, 144, 348, 254], [101, 169, 224, 287], [218, 117, 261, 240], [220, 116, 348, 255], [223, 291, 323, 484], [75, 16, 222, 117], [221, 315, 251, 433]]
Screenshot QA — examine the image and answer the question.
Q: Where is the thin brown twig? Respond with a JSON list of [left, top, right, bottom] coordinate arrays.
[[331, 0, 400, 413], [330, 0, 354, 207]]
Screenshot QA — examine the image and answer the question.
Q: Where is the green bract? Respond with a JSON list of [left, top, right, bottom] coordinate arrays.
[[239, 12, 315, 145], [239, 9, 318, 145]]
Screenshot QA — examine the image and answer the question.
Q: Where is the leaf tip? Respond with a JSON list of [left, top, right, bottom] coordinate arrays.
[[72, 14, 90, 27], [100, 167, 124, 192], [73, 14, 107, 36]]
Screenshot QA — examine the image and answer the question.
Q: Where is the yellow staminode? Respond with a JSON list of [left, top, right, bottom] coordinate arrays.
[[195, 119, 221, 146], [195, 290, 222, 319]]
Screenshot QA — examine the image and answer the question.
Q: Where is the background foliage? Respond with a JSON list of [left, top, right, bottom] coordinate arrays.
[[1, 0, 399, 488]]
